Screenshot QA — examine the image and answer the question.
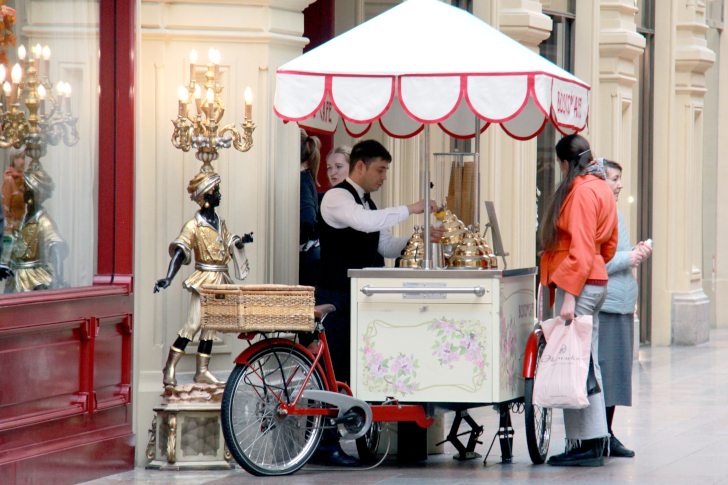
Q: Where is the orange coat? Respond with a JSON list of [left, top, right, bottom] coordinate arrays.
[[540, 174, 618, 306], [2, 167, 25, 234]]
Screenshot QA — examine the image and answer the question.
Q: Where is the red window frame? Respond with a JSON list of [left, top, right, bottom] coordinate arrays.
[[0, 1, 136, 482]]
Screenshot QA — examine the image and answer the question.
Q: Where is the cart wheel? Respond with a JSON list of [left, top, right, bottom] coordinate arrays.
[[524, 336, 552, 464], [355, 421, 382, 463], [221, 344, 326, 476]]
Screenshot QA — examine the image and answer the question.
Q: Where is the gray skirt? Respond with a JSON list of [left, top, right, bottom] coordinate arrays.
[[597, 312, 634, 407]]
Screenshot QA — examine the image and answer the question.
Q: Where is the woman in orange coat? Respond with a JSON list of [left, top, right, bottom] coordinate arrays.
[[2, 147, 27, 236], [539, 134, 618, 467]]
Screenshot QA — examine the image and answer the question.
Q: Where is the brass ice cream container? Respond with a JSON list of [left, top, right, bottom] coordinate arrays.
[[439, 210, 466, 245], [472, 226, 492, 269], [398, 226, 425, 268], [448, 233, 488, 268]]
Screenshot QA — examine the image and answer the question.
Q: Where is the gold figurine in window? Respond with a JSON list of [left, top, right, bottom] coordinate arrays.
[[154, 171, 253, 387], [0, 167, 68, 292]]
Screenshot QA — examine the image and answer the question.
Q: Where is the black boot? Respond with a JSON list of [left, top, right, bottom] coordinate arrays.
[[312, 443, 360, 466], [609, 435, 635, 457], [547, 438, 605, 467]]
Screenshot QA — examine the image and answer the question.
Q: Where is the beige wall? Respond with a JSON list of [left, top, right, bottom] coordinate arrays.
[[133, 0, 314, 465]]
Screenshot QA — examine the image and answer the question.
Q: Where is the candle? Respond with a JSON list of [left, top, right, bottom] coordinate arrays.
[[190, 49, 197, 83], [17, 45, 26, 80], [244, 87, 252, 120], [38, 85, 46, 116], [177, 85, 188, 116], [42, 46, 50, 77], [10, 64, 21, 104], [0, 80, 7, 111], [64, 83, 72, 114], [56, 82, 65, 114], [194, 84, 201, 114], [33, 44, 41, 73], [209, 48, 220, 78], [206, 88, 214, 119]]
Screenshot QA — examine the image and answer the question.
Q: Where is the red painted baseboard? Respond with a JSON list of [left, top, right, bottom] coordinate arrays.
[[0, 432, 134, 485]]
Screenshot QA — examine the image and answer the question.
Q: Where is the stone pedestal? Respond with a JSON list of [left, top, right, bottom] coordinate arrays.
[[672, 290, 711, 345], [146, 383, 234, 470]]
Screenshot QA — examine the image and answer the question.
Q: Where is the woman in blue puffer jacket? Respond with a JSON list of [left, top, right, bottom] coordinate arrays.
[[598, 159, 652, 459]]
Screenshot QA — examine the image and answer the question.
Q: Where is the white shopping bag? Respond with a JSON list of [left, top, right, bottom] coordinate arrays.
[[532, 315, 593, 409]]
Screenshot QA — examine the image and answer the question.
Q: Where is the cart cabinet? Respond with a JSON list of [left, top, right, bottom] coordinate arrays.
[[350, 268, 536, 405]]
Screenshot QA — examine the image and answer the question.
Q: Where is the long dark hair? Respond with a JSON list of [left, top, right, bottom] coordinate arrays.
[[300, 128, 321, 187], [539, 134, 593, 251]]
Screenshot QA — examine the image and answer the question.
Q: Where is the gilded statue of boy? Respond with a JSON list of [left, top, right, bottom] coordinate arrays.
[[0, 167, 67, 292], [154, 171, 252, 386]]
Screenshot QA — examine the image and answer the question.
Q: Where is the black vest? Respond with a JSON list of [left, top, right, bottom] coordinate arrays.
[[318, 180, 384, 290]]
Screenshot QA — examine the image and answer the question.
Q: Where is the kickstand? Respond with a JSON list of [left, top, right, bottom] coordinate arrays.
[[435, 410, 483, 461], [483, 403, 515, 465]]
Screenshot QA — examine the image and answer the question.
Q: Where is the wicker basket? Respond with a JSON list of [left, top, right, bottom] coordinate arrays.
[[200, 284, 316, 333]]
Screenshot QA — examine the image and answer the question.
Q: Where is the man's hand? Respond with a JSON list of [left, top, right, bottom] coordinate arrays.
[[406, 199, 439, 215], [560, 291, 576, 322], [430, 225, 445, 242], [154, 278, 172, 293]]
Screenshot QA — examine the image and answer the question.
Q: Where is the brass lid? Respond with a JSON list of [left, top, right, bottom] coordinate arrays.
[[448, 230, 488, 268], [398, 254, 422, 268], [439, 211, 467, 245], [403, 246, 425, 257], [448, 254, 488, 268]]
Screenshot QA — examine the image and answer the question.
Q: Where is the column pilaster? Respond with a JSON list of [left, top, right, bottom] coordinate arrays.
[[652, 0, 714, 345]]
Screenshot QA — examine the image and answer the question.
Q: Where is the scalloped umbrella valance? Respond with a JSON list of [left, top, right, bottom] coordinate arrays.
[[274, 0, 589, 140]]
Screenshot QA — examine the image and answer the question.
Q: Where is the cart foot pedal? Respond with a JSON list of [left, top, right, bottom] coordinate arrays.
[[435, 410, 483, 461], [453, 451, 482, 461], [483, 403, 515, 465]]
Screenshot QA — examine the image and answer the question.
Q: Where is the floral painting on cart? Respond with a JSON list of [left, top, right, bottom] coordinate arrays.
[[497, 276, 536, 403], [355, 308, 494, 403]]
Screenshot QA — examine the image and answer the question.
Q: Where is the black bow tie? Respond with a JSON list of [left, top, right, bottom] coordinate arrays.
[[363, 193, 372, 204]]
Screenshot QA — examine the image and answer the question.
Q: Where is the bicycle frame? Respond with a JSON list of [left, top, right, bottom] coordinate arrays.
[[233, 329, 434, 428]]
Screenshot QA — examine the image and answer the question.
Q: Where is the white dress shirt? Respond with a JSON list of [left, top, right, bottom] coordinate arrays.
[[321, 178, 410, 258]]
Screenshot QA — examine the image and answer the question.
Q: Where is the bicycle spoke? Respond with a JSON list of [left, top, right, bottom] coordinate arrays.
[[223, 345, 324, 475]]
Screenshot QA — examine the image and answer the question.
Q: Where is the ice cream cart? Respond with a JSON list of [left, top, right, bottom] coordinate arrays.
[[217, 0, 591, 476]]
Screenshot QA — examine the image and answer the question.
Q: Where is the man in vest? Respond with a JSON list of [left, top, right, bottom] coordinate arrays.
[[314, 139, 443, 466]]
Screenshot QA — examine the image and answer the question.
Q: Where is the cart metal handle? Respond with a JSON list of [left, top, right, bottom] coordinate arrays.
[[360, 285, 486, 297]]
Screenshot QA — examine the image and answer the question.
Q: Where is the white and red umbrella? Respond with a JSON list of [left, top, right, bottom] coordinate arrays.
[[274, 0, 589, 140]]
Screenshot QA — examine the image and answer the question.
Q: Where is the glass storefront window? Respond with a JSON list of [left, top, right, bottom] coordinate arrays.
[[0, 0, 99, 293], [635, 0, 654, 31]]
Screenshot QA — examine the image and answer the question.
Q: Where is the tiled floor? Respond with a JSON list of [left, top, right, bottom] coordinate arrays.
[[82, 329, 728, 485]]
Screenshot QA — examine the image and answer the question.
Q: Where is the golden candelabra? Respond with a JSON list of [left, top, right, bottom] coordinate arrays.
[[0, 43, 79, 170], [172, 48, 255, 172]]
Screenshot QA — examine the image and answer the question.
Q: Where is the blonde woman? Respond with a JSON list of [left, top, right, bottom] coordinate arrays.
[[326, 145, 351, 187]]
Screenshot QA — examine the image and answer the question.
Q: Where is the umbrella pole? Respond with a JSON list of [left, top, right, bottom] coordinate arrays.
[[421, 124, 432, 269], [474, 118, 481, 226]]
